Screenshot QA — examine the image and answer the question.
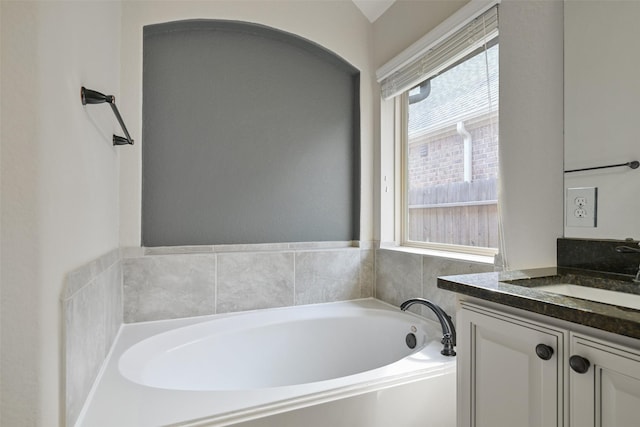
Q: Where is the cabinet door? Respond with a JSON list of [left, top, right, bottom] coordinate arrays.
[[458, 303, 565, 427], [570, 333, 640, 427]]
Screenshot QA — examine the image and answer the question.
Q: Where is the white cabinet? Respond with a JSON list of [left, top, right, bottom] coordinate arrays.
[[457, 303, 566, 427], [458, 302, 640, 427], [569, 334, 640, 427]]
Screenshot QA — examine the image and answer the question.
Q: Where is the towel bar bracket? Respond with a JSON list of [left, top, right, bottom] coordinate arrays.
[[81, 86, 134, 146]]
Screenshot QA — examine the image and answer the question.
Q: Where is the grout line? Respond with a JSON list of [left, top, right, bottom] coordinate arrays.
[[371, 248, 375, 299], [292, 252, 296, 306], [119, 258, 124, 325], [421, 255, 425, 298], [213, 254, 218, 315], [420, 254, 425, 317], [358, 249, 362, 299]]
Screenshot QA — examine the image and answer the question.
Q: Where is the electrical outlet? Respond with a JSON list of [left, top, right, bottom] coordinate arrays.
[[566, 187, 597, 227]]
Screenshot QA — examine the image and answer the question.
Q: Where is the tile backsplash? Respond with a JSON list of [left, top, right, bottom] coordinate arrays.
[[375, 248, 495, 321], [62, 248, 122, 427], [122, 243, 374, 323], [557, 237, 640, 276], [123, 253, 216, 321]]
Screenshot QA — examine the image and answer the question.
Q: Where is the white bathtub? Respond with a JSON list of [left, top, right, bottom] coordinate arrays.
[[78, 299, 456, 427]]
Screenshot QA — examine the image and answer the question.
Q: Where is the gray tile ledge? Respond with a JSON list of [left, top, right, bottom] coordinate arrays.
[[354, 240, 376, 250], [133, 241, 359, 256], [293, 247, 362, 254], [144, 245, 215, 255], [287, 241, 355, 250], [215, 243, 290, 252], [121, 246, 144, 258]]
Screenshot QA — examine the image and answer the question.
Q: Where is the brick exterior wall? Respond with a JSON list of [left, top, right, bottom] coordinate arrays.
[[408, 116, 498, 190], [406, 115, 499, 248]]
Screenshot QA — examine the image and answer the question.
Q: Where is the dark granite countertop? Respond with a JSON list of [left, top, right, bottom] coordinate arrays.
[[437, 267, 640, 340]]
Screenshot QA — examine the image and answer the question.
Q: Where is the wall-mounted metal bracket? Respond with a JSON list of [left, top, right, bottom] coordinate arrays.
[[81, 87, 134, 146]]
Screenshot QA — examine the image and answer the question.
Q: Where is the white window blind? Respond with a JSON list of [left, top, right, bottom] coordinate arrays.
[[379, 4, 498, 100]]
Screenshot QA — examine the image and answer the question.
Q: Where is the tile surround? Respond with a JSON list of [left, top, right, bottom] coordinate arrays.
[[217, 251, 294, 313], [422, 256, 494, 321], [65, 243, 371, 425], [295, 250, 361, 305], [64, 240, 496, 426], [102, 261, 123, 355], [64, 279, 106, 427], [62, 248, 122, 427], [359, 249, 375, 298], [122, 242, 376, 322], [375, 248, 495, 321], [63, 248, 120, 298], [375, 249, 422, 308], [123, 254, 215, 322]]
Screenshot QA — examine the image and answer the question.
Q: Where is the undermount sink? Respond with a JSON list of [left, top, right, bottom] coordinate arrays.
[[535, 284, 640, 310]]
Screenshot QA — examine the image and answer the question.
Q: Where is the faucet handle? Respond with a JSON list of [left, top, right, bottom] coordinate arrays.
[[441, 334, 456, 356]]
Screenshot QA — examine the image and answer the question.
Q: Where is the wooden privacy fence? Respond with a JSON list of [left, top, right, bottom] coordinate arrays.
[[408, 178, 498, 248]]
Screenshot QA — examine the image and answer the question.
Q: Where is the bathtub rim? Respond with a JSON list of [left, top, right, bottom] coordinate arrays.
[[76, 298, 456, 427], [172, 364, 455, 427], [118, 300, 438, 391]]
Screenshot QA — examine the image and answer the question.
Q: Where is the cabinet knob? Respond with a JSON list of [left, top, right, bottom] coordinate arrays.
[[535, 344, 554, 360], [569, 355, 591, 374]]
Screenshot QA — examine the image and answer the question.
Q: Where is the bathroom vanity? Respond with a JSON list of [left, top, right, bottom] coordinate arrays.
[[436, 0, 640, 423], [438, 267, 640, 427]]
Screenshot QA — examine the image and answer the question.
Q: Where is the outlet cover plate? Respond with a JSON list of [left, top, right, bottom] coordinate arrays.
[[566, 187, 597, 227]]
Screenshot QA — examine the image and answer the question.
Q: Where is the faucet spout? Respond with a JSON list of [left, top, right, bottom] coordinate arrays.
[[400, 298, 456, 356], [615, 243, 640, 283], [615, 245, 640, 254]]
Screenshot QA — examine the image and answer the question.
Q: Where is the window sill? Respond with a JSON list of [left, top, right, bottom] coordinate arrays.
[[378, 243, 496, 265]]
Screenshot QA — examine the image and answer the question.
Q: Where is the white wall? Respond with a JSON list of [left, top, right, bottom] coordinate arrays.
[[0, 1, 566, 424], [373, 0, 471, 244], [0, 1, 121, 425], [0, 1, 3, 419], [118, 0, 375, 247], [498, 0, 564, 269], [372, 0, 469, 69], [374, 0, 565, 269], [564, 0, 640, 240]]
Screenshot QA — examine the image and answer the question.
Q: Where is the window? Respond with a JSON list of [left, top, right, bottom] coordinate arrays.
[[403, 42, 498, 254], [378, 3, 499, 257]]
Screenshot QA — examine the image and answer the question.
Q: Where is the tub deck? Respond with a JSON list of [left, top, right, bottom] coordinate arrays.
[[77, 299, 456, 427]]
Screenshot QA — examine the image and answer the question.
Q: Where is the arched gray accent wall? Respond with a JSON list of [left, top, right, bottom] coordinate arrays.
[[142, 20, 360, 246]]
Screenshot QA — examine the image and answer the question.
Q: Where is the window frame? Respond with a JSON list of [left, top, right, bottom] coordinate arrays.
[[397, 59, 500, 258], [377, 0, 501, 260]]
